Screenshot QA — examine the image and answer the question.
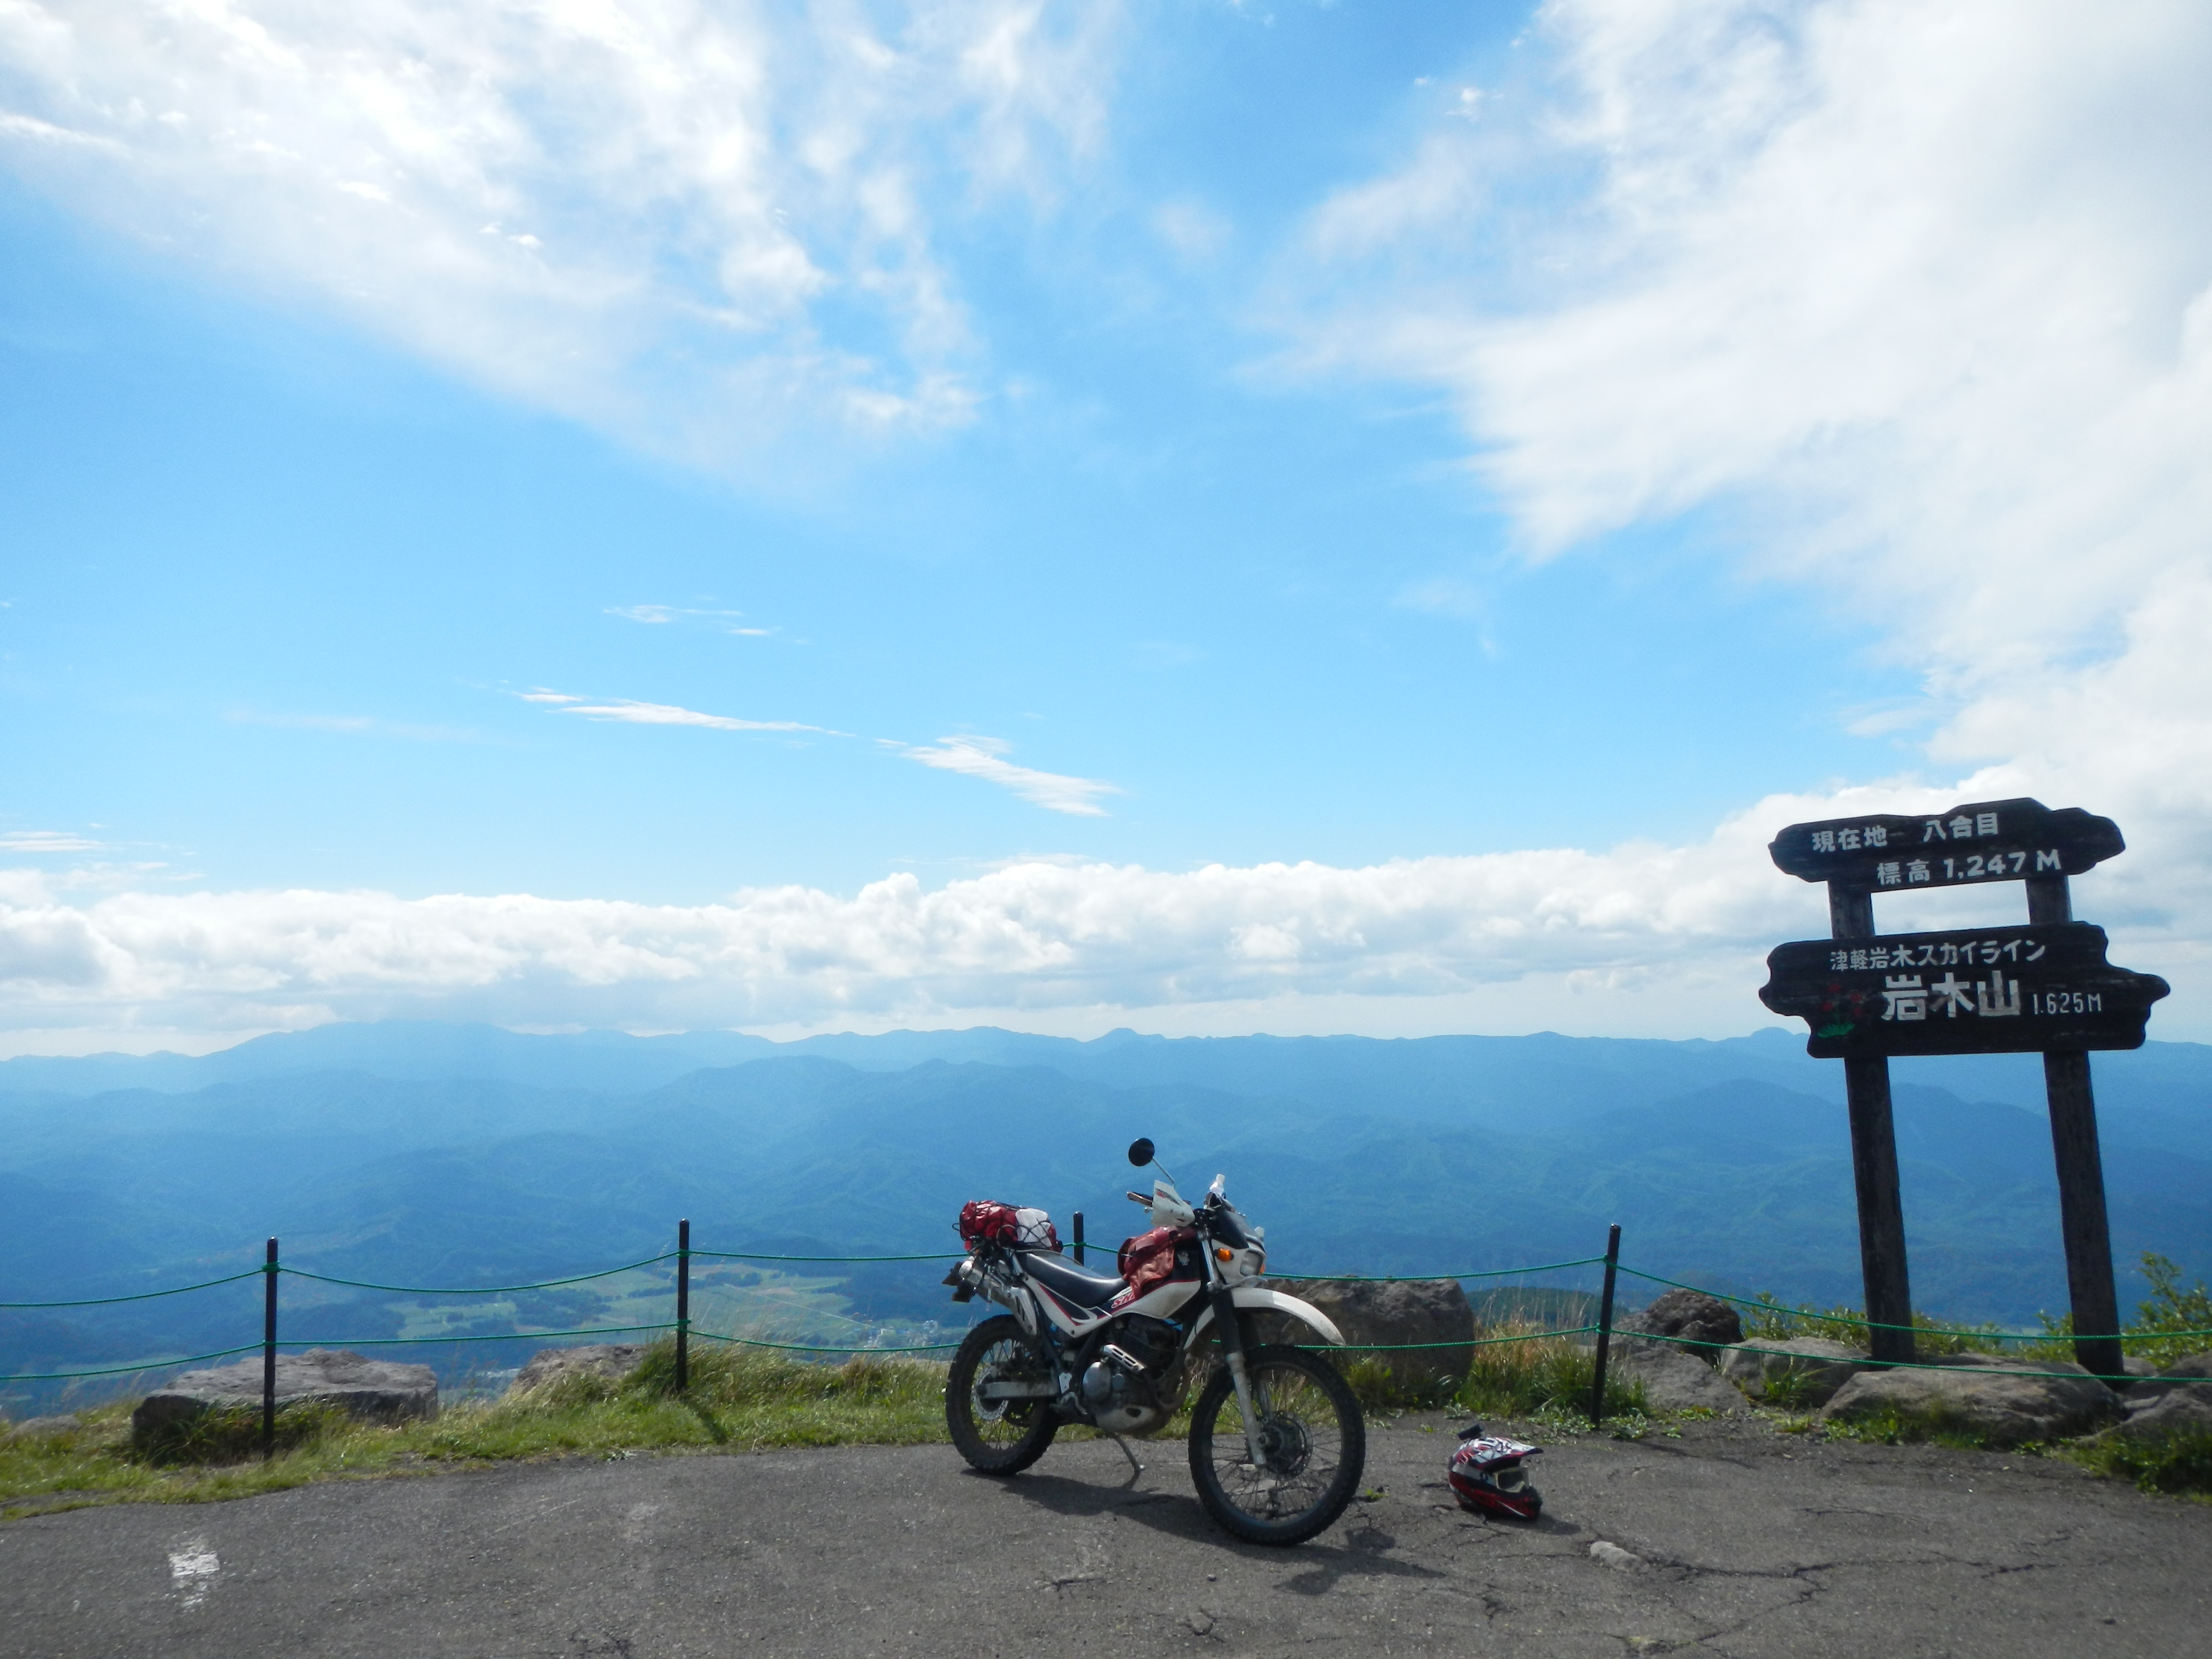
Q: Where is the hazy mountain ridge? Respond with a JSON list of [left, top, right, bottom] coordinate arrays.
[[3, 1023, 2209, 1408]]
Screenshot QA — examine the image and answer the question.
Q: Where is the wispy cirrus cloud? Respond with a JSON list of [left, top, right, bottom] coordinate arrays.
[[0, 830, 109, 854], [1285, 0, 2212, 977], [522, 691, 837, 736], [606, 604, 771, 637], [0, 0, 1123, 469], [892, 735, 1121, 817]]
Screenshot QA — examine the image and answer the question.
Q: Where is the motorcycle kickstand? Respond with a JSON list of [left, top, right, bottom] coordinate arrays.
[[1106, 1434, 1143, 1483]]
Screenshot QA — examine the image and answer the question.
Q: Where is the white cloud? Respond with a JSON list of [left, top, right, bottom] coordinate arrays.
[[1286, 0, 2212, 995], [0, 831, 109, 853], [0, 791, 1847, 1035], [895, 734, 1121, 816], [538, 693, 836, 735], [0, 0, 1121, 469], [5, 775, 2191, 1048], [607, 603, 771, 636]]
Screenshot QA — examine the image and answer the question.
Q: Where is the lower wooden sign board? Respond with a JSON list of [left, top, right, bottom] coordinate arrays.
[[1760, 921, 2169, 1058]]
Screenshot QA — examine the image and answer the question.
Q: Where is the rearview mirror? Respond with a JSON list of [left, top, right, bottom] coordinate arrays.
[[1127, 1137, 1155, 1167]]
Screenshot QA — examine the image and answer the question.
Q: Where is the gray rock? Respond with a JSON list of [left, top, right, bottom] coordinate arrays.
[[2130, 1350, 2212, 1397], [1720, 1337, 1870, 1408], [2104, 1379, 2212, 1443], [512, 1344, 649, 1394], [1609, 1342, 1748, 1413], [1624, 1289, 1743, 1357], [133, 1348, 438, 1439], [1253, 1278, 1473, 1394], [1820, 1354, 2121, 1446], [1, 1413, 82, 1443]]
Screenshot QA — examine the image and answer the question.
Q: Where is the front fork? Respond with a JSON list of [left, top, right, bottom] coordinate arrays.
[[1210, 1282, 1269, 1470]]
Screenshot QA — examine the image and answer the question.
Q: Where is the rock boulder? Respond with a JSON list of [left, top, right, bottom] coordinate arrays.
[[1820, 1354, 2121, 1447], [1721, 1337, 1870, 1408], [512, 1344, 649, 1394], [132, 1348, 438, 1440], [1624, 1289, 1743, 1358], [1, 1413, 82, 1443], [1609, 1342, 1748, 1413], [2125, 1350, 2212, 1401], [1253, 1278, 1474, 1394], [2104, 1382, 2212, 1443]]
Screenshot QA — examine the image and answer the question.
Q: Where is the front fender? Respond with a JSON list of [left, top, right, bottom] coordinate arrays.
[[1187, 1286, 1344, 1347]]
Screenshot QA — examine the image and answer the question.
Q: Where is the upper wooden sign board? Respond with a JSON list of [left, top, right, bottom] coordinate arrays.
[[1760, 921, 2168, 1058], [1768, 796, 2123, 893]]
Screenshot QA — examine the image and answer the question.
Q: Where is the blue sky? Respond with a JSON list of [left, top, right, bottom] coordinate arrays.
[[2, 0, 2208, 1049]]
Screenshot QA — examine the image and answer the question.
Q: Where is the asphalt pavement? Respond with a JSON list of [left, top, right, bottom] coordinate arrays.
[[3, 1412, 2207, 1658]]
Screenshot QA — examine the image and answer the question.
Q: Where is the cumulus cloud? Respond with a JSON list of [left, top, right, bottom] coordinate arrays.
[[1287, 0, 2212, 984], [9, 774, 2188, 1048], [0, 0, 1120, 468], [895, 734, 1121, 816], [0, 791, 1820, 1037]]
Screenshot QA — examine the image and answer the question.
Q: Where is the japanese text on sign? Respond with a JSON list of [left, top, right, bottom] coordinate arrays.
[[1825, 937, 2047, 973]]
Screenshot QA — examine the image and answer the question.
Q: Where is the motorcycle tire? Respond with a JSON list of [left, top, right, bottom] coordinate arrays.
[[946, 1315, 1060, 1475], [1187, 1343, 1366, 1546]]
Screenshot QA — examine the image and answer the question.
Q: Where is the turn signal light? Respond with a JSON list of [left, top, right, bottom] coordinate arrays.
[[1216, 1247, 1234, 1262]]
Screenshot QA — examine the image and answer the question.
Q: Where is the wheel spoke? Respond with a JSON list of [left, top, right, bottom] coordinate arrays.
[[1206, 1359, 1346, 1520], [970, 1339, 1045, 1446]]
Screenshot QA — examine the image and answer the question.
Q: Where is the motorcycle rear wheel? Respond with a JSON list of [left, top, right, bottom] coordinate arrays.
[[946, 1315, 1060, 1475], [1187, 1343, 1366, 1545]]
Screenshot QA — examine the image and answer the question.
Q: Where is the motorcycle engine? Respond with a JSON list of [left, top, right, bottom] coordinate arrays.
[[1078, 1315, 1183, 1435]]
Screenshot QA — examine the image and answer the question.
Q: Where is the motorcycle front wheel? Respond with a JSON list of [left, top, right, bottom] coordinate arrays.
[[1187, 1343, 1366, 1545], [946, 1314, 1060, 1475]]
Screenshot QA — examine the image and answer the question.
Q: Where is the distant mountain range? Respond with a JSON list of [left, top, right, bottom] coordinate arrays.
[[3, 1022, 2208, 1409]]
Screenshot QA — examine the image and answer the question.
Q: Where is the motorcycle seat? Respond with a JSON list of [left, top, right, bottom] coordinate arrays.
[[1019, 1250, 1127, 1310]]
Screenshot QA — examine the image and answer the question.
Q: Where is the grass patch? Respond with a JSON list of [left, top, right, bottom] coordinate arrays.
[[1, 1338, 952, 1520], [1458, 1322, 1647, 1426], [2069, 1429, 2212, 1499], [1815, 1400, 2001, 1452], [1737, 1294, 2011, 1358], [2034, 1252, 2212, 1371]]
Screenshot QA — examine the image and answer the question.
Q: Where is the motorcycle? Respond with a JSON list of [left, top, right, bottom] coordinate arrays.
[[941, 1137, 1367, 1546]]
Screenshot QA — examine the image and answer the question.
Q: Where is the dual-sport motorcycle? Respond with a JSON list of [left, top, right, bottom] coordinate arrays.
[[942, 1138, 1367, 1545]]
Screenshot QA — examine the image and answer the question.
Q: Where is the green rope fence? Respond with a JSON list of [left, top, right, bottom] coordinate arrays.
[[1270, 1255, 1608, 1283], [1616, 1265, 2212, 1345], [279, 1257, 677, 1296], [0, 1343, 269, 1384], [6, 1229, 2202, 1403], [690, 1249, 965, 1264], [0, 1269, 266, 1310]]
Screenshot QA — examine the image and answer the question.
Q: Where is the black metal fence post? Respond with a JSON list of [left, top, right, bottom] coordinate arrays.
[[1588, 1224, 1622, 1426], [675, 1218, 690, 1393], [1072, 1211, 1085, 1266], [262, 1236, 278, 1460]]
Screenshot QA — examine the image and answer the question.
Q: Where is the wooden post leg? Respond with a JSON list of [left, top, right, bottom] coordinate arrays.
[[1842, 1056, 1916, 1365], [2043, 1049, 2125, 1382]]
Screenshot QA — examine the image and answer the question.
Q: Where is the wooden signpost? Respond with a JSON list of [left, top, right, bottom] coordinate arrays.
[[1758, 797, 2168, 1377]]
